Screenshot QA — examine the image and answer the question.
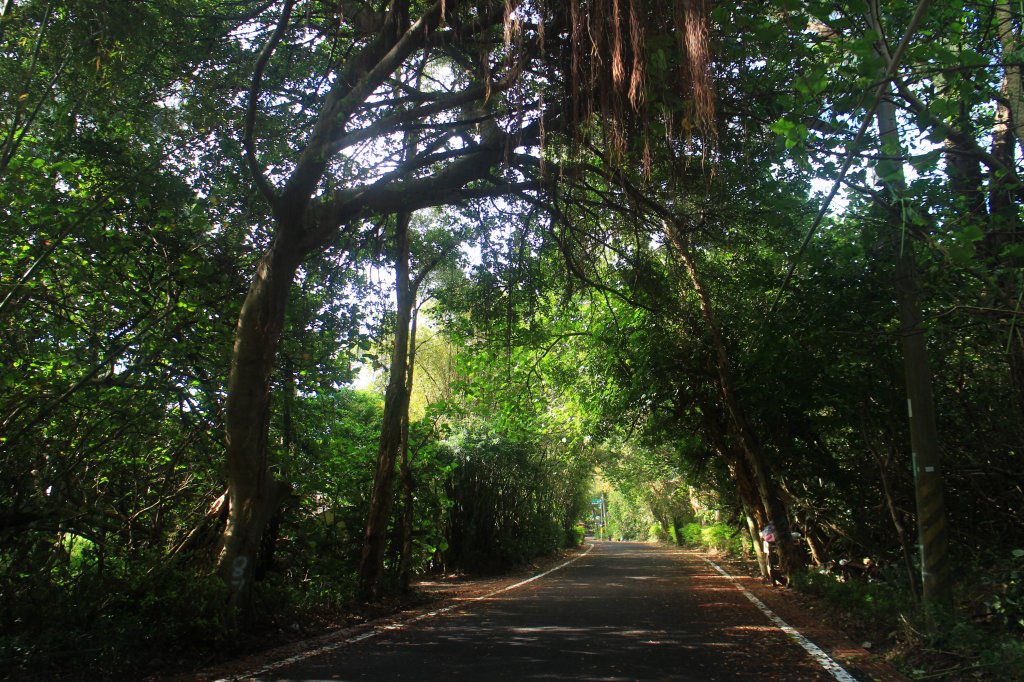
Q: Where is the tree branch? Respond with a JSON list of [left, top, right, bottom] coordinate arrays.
[[892, 75, 1019, 180], [242, 0, 296, 210], [280, 0, 447, 213]]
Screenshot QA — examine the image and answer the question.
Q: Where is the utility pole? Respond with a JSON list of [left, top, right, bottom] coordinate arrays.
[[600, 493, 607, 539], [591, 493, 608, 539]]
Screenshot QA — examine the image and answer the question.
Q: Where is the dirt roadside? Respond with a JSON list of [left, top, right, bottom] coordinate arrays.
[[692, 550, 913, 682]]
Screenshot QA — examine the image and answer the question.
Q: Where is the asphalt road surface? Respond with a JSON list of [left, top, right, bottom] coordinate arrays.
[[252, 541, 856, 681]]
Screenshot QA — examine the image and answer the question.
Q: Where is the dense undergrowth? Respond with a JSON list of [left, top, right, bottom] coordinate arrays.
[[794, 555, 1024, 681], [0, 418, 589, 681]]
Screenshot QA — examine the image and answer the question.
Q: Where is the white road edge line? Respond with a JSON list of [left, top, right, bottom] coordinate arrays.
[[211, 543, 596, 681], [701, 556, 859, 682]]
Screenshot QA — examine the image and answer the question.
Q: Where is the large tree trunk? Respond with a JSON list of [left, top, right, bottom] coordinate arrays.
[[357, 212, 414, 601], [989, 52, 1024, 421], [667, 221, 803, 584], [996, 0, 1024, 161], [875, 89, 953, 619], [217, 239, 301, 623], [396, 305, 419, 593], [211, 0, 533, 621], [893, 225, 953, 619]]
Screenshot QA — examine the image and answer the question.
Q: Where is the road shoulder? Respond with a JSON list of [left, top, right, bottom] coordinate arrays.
[[680, 548, 912, 682]]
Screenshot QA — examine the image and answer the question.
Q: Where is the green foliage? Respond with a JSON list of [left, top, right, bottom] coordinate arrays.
[[794, 569, 910, 624], [0, 549, 228, 679], [984, 550, 1024, 632], [2, 0, 1024, 678], [666, 523, 679, 545], [681, 523, 704, 546], [603, 487, 655, 541], [571, 523, 586, 547], [272, 388, 384, 587], [443, 429, 589, 571], [677, 522, 747, 557], [795, 554, 1024, 680], [700, 524, 742, 555]]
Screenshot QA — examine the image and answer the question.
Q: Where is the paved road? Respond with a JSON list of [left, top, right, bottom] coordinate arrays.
[[258, 542, 851, 681]]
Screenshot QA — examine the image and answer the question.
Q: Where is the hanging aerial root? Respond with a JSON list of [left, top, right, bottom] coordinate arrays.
[[560, 0, 716, 162], [676, 0, 715, 139]]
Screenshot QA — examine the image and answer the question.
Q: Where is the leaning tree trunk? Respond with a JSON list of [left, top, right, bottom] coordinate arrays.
[[667, 221, 803, 584], [743, 504, 770, 581], [731, 449, 772, 582], [703, 394, 771, 581], [217, 239, 301, 624], [357, 212, 414, 601]]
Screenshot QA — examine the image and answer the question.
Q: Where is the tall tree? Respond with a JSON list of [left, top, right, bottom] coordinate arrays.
[[867, 3, 952, 618], [357, 210, 453, 599], [216, 0, 546, 618]]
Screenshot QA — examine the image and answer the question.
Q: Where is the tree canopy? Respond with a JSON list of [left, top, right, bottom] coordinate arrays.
[[2, 0, 1023, 678]]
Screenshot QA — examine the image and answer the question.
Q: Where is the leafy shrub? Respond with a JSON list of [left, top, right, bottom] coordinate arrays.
[[984, 549, 1024, 632], [701, 524, 731, 551], [793, 568, 907, 622], [795, 555, 1024, 680], [702, 523, 747, 556], [571, 523, 586, 546], [443, 430, 589, 571], [0, 549, 228, 681], [667, 523, 679, 545], [673, 522, 746, 557], [604, 488, 654, 540], [649, 523, 669, 542], [681, 522, 703, 546]]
